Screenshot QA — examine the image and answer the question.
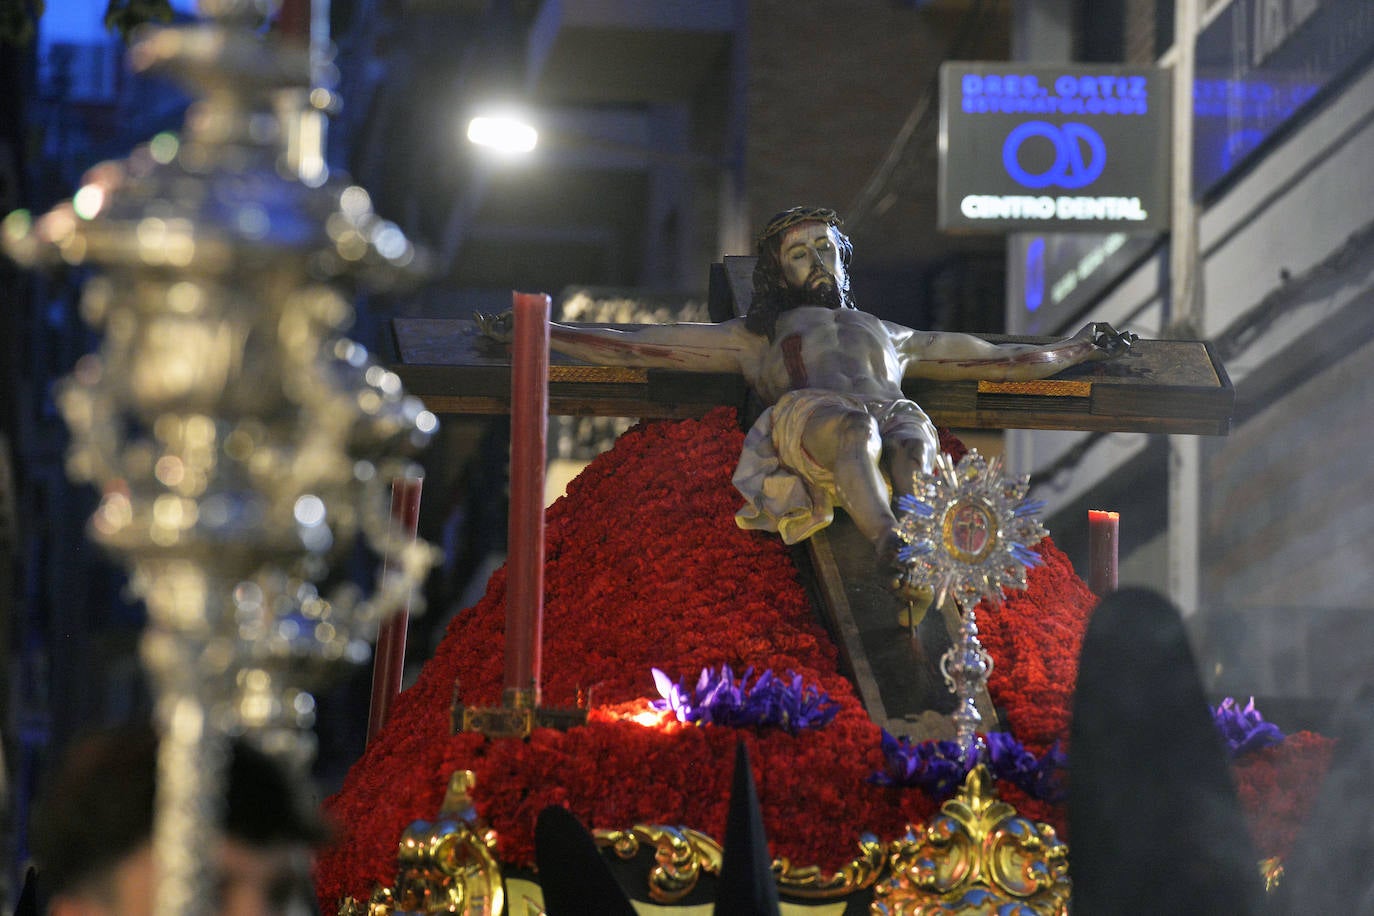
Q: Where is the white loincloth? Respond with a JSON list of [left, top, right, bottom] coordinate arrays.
[[733, 389, 932, 544]]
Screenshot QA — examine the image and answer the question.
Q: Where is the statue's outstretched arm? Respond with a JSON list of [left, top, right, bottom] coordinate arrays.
[[475, 310, 752, 373], [894, 321, 1136, 382]]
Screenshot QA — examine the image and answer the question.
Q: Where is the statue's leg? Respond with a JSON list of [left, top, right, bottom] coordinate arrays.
[[795, 402, 932, 604], [797, 407, 897, 550], [880, 405, 939, 500], [877, 404, 940, 612]]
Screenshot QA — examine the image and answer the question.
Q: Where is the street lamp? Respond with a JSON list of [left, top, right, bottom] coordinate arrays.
[[466, 108, 538, 155]]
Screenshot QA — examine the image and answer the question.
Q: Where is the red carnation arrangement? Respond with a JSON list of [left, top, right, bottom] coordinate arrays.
[[1232, 730, 1335, 859], [316, 408, 1332, 910]]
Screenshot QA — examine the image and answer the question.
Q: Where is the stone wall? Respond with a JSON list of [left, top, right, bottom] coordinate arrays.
[[1196, 330, 1374, 701], [745, 0, 1010, 270]]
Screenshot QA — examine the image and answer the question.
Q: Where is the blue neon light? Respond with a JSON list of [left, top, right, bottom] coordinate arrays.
[[1002, 122, 1107, 190], [961, 72, 1150, 116], [1024, 237, 1045, 313]]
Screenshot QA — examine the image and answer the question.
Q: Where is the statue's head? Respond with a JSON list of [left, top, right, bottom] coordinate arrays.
[[747, 206, 855, 338]]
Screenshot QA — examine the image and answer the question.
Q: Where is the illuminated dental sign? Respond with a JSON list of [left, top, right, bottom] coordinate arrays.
[[939, 63, 1172, 233], [1193, 0, 1372, 196]]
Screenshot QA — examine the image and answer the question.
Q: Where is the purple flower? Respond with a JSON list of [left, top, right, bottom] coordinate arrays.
[[1212, 696, 1285, 758], [868, 731, 974, 796], [868, 730, 1065, 802], [986, 733, 1066, 802], [650, 665, 840, 735], [651, 668, 690, 718]]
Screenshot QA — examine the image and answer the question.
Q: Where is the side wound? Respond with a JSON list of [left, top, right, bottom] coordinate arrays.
[[782, 334, 808, 388]]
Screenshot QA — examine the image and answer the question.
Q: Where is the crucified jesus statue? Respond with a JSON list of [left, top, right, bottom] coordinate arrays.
[[479, 206, 1133, 595]]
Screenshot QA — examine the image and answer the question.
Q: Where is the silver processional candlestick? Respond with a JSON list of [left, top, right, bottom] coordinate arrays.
[[2, 1, 439, 913]]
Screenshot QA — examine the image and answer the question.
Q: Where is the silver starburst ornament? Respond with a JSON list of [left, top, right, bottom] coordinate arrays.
[[895, 449, 1047, 609], [894, 449, 1048, 754]]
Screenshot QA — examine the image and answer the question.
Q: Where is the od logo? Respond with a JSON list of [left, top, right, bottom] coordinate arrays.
[[1002, 121, 1106, 189]]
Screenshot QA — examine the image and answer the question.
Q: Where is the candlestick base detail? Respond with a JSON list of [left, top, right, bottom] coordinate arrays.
[[450, 684, 588, 738]]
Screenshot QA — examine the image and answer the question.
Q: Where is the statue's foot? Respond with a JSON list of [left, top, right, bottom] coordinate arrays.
[[877, 528, 934, 623], [896, 599, 932, 629], [893, 576, 934, 628]]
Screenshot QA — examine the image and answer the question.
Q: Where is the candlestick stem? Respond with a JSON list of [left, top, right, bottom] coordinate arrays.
[[940, 599, 993, 759]]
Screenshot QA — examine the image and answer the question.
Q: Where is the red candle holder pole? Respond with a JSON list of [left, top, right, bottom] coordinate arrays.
[[367, 476, 424, 745], [452, 291, 585, 738], [271, 0, 310, 43], [503, 291, 550, 709], [1088, 509, 1119, 596]]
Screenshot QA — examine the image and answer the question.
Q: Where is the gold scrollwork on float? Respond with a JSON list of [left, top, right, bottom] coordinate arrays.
[[591, 825, 886, 903], [595, 825, 723, 903], [340, 770, 505, 916], [773, 835, 886, 899], [872, 765, 1070, 915]]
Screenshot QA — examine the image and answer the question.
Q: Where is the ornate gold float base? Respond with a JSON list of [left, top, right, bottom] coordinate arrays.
[[340, 764, 1071, 915], [340, 771, 504, 916], [872, 765, 1069, 915]]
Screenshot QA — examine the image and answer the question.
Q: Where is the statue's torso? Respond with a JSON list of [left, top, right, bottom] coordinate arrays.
[[751, 307, 907, 405]]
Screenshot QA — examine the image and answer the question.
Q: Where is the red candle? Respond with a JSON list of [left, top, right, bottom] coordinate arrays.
[[504, 291, 551, 704], [367, 476, 423, 744], [1088, 509, 1119, 596], [272, 0, 311, 43]]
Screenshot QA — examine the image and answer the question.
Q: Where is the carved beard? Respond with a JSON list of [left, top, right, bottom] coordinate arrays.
[[784, 271, 847, 310]]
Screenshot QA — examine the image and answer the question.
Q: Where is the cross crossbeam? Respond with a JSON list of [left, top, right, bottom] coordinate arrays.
[[390, 315, 1233, 435]]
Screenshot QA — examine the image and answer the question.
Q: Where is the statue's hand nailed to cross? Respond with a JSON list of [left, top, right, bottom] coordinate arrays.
[[1077, 322, 1138, 361], [474, 309, 516, 345]]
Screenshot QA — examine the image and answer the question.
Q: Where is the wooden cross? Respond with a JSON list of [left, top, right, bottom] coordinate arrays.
[[389, 257, 1233, 740]]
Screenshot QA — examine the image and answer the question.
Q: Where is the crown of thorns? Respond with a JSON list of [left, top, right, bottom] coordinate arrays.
[[756, 206, 843, 250]]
